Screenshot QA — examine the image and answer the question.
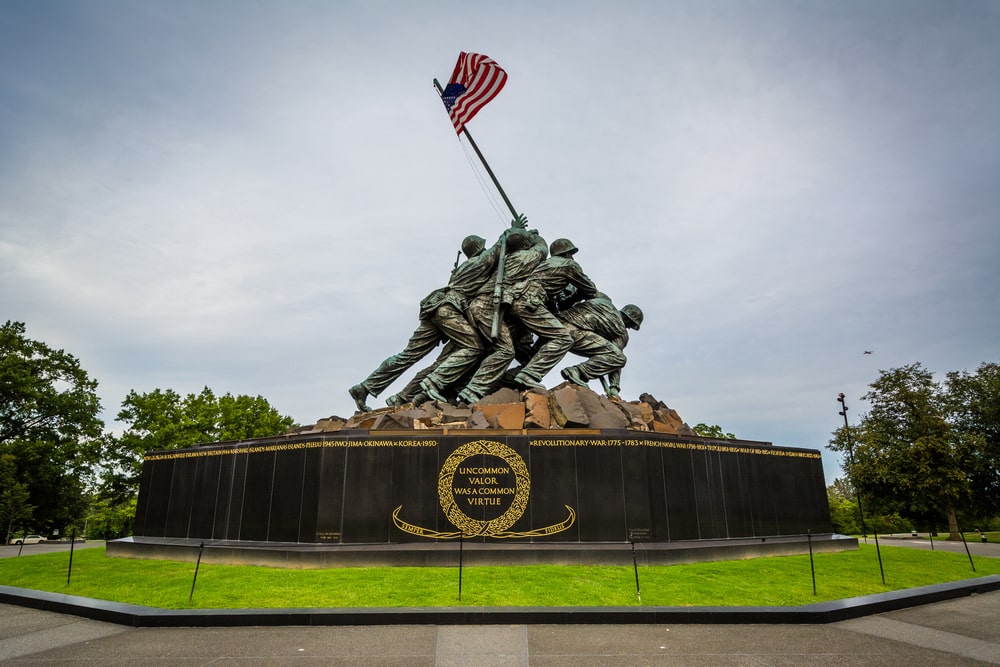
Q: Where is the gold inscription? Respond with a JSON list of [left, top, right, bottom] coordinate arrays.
[[529, 438, 821, 459], [144, 438, 438, 461], [392, 439, 576, 539]]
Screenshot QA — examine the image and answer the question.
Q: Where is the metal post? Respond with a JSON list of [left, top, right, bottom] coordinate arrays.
[[458, 534, 464, 602], [838, 393, 886, 586], [66, 529, 76, 586], [928, 528, 934, 551], [630, 537, 641, 604], [959, 529, 976, 573], [189, 542, 205, 602], [872, 531, 886, 585], [807, 530, 817, 596]]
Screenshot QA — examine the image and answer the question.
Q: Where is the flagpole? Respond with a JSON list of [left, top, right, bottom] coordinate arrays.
[[434, 78, 518, 219]]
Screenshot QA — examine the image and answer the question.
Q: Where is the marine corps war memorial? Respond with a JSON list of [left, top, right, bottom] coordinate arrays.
[[111, 52, 846, 569]]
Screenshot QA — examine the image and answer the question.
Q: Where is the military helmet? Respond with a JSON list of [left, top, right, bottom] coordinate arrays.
[[549, 238, 578, 257], [505, 228, 532, 252], [461, 234, 486, 258], [621, 304, 643, 330]]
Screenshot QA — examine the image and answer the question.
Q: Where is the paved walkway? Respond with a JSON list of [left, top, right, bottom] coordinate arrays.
[[876, 534, 999, 559], [2, 537, 998, 665], [1, 590, 998, 665]]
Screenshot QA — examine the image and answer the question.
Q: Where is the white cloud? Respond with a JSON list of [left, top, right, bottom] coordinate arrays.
[[2, 1, 999, 485]]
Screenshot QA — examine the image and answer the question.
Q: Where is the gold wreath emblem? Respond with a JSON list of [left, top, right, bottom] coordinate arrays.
[[437, 439, 530, 536], [392, 439, 575, 539]]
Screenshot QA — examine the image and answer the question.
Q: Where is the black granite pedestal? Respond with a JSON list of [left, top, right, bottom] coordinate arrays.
[[111, 429, 848, 567]]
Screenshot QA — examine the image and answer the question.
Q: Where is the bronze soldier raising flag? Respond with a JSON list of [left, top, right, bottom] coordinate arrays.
[[558, 295, 643, 397], [347, 52, 643, 410], [347, 219, 525, 412], [502, 237, 600, 390]]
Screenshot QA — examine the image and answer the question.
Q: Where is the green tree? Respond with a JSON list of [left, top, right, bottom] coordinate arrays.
[[826, 479, 861, 535], [0, 321, 103, 446], [0, 321, 103, 535], [829, 363, 975, 539], [692, 423, 736, 439], [944, 362, 1000, 518], [84, 495, 137, 540], [103, 387, 295, 501], [1, 453, 35, 544]]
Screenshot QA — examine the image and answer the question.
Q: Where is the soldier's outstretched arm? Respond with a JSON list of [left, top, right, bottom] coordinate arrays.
[[570, 264, 599, 302]]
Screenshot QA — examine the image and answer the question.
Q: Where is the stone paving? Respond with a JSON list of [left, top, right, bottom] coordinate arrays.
[[1, 590, 998, 665], [2, 537, 999, 665]]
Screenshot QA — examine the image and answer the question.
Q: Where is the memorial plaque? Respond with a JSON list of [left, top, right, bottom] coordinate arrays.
[[212, 454, 237, 540], [621, 445, 656, 541], [239, 450, 274, 541], [189, 454, 221, 538], [268, 448, 306, 542], [314, 445, 347, 543], [224, 451, 249, 540], [526, 436, 580, 542], [719, 451, 751, 538], [574, 440, 626, 542], [297, 445, 323, 542], [390, 436, 444, 542], [132, 458, 156, 536], [663, 448, 699, 540], [163, 458, 195, 537]]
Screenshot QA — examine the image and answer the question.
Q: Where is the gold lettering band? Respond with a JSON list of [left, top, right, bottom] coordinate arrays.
[[145, 438, 819, 461], [144, 439, 437, 461], [530, 439, 821, 459]]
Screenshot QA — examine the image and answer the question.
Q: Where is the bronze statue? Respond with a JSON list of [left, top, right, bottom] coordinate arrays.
[[500, 237, 599, 390], [453, 228, 549, 404], [348, 216, 644, 411], [557, 296, 643, 398], [348, 218, 525, 412]]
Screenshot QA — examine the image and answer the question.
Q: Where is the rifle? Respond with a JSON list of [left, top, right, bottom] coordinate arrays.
[[490, 236, 508, 342]]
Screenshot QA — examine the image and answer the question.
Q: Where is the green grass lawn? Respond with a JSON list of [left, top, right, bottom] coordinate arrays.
[[1, 545, 997, 610], [957, 531, 998, 543]]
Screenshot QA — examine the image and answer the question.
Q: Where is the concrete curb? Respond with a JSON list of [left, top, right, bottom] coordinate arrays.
[[3, 575, 999, 627]]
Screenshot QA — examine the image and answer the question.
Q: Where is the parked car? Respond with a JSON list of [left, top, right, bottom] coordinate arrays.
[[9, 535, 44, 545]]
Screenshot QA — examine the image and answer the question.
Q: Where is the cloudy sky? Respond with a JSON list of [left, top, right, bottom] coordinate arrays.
[[2, 0, 998, 483]]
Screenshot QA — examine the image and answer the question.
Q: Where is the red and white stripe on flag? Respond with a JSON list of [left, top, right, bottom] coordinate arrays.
[[446, 52, 508, 134]]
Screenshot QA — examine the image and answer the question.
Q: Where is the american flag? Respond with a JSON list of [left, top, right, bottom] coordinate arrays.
[[440, 52, 507, 134]]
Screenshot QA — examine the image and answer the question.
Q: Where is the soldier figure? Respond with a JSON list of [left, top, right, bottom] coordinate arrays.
[[558, 297, 643, 398], [503, 237, 599, 390], [348, 218, 524, 412], [454, 228, 549, 404]]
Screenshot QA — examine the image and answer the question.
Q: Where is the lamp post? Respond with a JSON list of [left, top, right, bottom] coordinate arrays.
[[838, 393, 886, 586]]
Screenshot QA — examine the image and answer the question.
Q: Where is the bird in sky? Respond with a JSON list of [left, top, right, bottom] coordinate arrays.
[[864, 350, 873, 355]]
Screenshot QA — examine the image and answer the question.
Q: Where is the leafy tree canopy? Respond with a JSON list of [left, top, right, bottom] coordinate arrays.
[[826, 482, 860, 535], [1, 452, 35, 544], [103, 387, 295, 500], [0, 321, 103, 534], [944, 362, 1000, 516], [0, 321, 103, 447], [829, 361, 998, 537], [692, 423, 736, 439]]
